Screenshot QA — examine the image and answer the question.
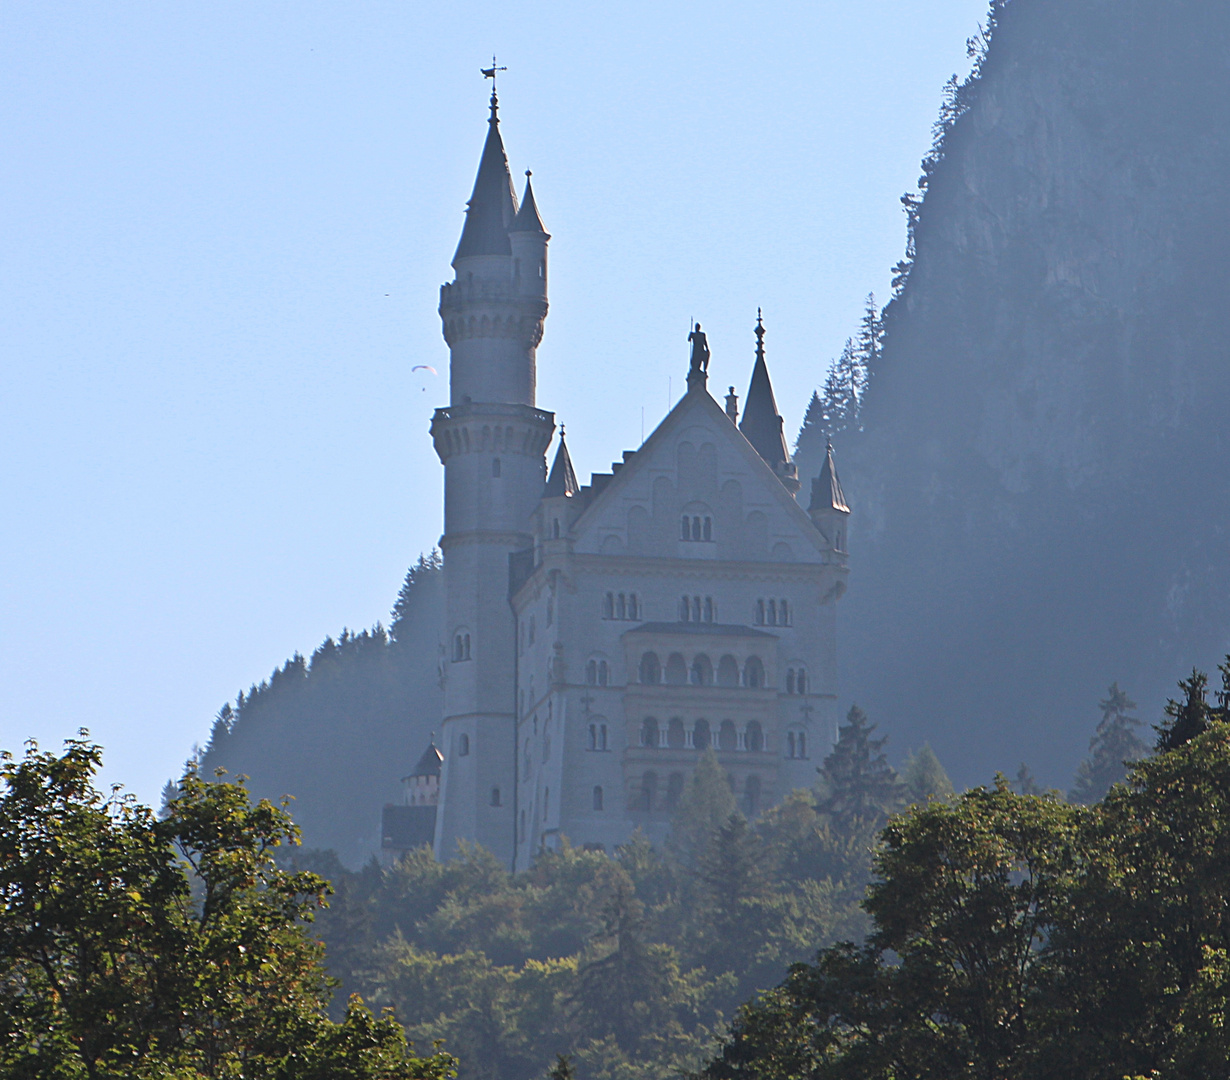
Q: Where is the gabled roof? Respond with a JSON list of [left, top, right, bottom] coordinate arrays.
[[509, 171, 548, 234], [544, 433, 579, 497], [453, 96, 518, 263], [810, 442, 850, 514], [567, 381, 827, 554], [408, 739, 444, 778], [739, 317, 792, 474]]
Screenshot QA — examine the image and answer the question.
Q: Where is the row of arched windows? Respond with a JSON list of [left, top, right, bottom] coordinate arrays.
[[754, 599, 791, 626], [681, 514, 713, 542], [639, 717, 766, 753], [602, 592, 641, 620], [638, 651, 765, 688], [679, 595, 716, 623], [635, 770, 762, 815]]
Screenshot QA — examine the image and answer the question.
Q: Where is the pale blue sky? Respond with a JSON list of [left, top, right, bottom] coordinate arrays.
[[1, 1, 989, 804]]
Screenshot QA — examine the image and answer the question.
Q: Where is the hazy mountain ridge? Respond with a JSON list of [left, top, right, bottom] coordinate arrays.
[[833, 0, 1230, 787]]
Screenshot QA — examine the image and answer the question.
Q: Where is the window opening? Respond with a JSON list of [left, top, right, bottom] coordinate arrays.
[[593, 785, 604, 811]]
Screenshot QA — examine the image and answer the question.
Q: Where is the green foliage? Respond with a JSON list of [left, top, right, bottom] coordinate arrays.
[[816, 705, 903, 830], [200, 553, 444, 863], [1070, 681, 1149, 803], [704, 657, 1230, 1080], [0, 735, 455, 1080], [900, 743, 954, 804]]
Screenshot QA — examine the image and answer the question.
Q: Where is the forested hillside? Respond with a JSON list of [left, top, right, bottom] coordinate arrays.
[[814, 0, 1230, 788], [199, 554, 444, 864]]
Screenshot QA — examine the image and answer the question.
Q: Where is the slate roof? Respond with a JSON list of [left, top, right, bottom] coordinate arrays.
[[543, 435, 579, 497], [809, 442, 850, 514], [453, 97, 518, 262], [738, 319, 793, 475], [407, 740, 444, 778], [509, 172, 548, 234]]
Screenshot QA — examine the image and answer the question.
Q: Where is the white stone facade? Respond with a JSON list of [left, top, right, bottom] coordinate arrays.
[[431, 96, 849, 868]]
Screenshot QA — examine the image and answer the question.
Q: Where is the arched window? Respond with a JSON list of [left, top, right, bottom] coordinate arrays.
[[755, 599, 765, 625], [603, 593, 614, 619], [639, 652, 661, 684], [691, 654, 713, 686], [587, 660, 598, 685], [703, 596, 715, 623], [464, 634, 471, 659], [717, 655, 740, 687], [593, 785, 604, 811], [703, 516, 712, 541], [744, 656, 765, 689], [667, 771, 685, 809], [744, 774, 761, 816], [599, 723, 608, 750], [641, 717, 660, 748], [629, 593, 639, 619], [665, 653, 687, 685], [692, 516, 702, 540], [692, 596, 702, 622], [492, 457, 501, 477], [746, 720, 764, 753], [617, 593, 626, 619], [768, 599, 777, 626], [668, 717, 686, 748], [588, 724, 597, 750], [680, 515, 691, 541], [780, 600, 790, 625], [693, 718, 711, 750], [786, 669, 796, 694], [679, 595, 690, 622], [719, 720, 738, 751], [598, 660, 609, 686], [640, 771, 658, 812], [459, 733, 470, 756], [490, 786, 501, 807], [787, 731, 797, 759], [797, 668, 808, 694]]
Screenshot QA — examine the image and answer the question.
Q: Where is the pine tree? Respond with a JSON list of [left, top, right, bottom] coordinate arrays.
[[794, 390, 827, 464], [1069, 683, 1149, 804], [901, 744, 954, 804], [1156, 668, 1214, 752], [390, 549, 442, 643], [669, 748, 738, 868], [817, 705, 902, 828], [855, 293, 883, 393]]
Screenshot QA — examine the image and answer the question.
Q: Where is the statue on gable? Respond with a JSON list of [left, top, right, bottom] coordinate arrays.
[[688, 322, 710, 376]]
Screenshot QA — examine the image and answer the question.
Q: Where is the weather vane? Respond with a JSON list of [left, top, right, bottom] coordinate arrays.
[[481, 55, 507, 91]]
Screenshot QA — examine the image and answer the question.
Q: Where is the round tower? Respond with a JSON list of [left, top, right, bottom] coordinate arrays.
[[430, 87, 555, 864]]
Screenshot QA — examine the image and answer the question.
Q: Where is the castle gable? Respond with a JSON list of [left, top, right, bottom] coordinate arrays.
[[568, 388, 825, 563]]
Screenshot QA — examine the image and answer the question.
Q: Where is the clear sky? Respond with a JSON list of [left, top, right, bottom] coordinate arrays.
[[1, 1, 990, 805]]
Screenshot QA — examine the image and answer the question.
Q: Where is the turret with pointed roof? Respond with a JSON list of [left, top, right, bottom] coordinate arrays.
[[453, 92, 519, 263], [543, 429, 579, 498], [808, 440, 851, 552], [739, 312, 801, 495]]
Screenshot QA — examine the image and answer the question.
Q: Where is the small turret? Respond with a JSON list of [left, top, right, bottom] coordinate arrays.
[[808, 441, 850, 551], [509, 171, 549, 301], [539, 427, 580, 543], [739, 311, 800, 495]]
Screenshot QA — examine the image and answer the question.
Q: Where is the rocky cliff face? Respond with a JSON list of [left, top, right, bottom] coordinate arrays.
[[837, 0, 1230, 786]]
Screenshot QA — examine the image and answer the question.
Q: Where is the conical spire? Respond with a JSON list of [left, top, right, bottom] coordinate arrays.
[[510, 170, 548, 234], [810, 441, 850, 514], [739, 310, 792, 475], [452, 92, 519, 263], [410, 737, 444, 778], [543, 428, 579, 497]]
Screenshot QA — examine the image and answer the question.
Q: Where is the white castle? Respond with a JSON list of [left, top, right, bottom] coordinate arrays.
[[420, 87, 850, 869]]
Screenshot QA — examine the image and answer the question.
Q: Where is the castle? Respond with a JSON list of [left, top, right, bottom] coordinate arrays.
[[387, 86, 850, 869]]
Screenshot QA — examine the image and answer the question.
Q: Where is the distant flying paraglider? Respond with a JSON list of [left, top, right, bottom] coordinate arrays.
[[411, 364, 438, 393]]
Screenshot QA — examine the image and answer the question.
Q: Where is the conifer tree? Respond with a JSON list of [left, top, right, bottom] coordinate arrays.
[[1156, 669, 1214, 752], [1014, 763, 1043, 796], [391, 549, 442, 643], [901, 744, 954, 804], [1069, 682, 1148, 804], [816, 706, 902, 828], [669, 748, 737, 868]]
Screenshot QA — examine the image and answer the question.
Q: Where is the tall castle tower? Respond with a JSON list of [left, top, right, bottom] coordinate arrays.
[[430, 86, 554, 862]]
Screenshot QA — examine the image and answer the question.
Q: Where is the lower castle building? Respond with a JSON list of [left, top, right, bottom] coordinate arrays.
[[416, 85, 850, 869]]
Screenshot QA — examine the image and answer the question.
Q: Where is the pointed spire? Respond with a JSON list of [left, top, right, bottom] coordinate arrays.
[[452, 95, 519, 263], [510, 170, 548, 234], [410, 737, 444, 778], [810, 441, 850, 514], [739, 309, 793, 476], [543, 427, 579, 497]]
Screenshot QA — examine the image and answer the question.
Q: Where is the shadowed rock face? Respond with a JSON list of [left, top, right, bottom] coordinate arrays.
[[829, 0, 1230, 788]]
